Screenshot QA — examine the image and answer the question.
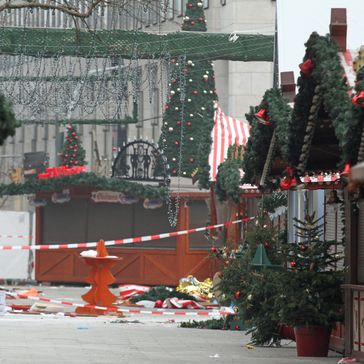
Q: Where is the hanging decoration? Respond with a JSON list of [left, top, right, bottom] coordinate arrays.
[[299, 59, 314, 75], [352, 91, 364, 107], [51, 189, 71, 204], [27, 195, 47, 207], [37, 166, 86, 180], [143, 198, 164, 209], [254, 108, 271, 126], [0, 0, 273, 125]]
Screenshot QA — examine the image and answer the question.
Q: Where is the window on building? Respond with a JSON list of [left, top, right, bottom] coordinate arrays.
[[152, 2, 159, 25], [221, 0, 226, 5], [168, 0, 174, 19], [176, 0, 183, 17], [160, 0, 167, 22], [204, 0, 209, 9]]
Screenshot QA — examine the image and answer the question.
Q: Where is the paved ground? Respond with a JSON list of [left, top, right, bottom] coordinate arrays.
[[0, 285, 344, 364]]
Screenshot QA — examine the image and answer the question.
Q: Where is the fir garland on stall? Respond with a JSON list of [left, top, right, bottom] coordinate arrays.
[[288, 32, 359, 167], [158, 0, 217, 189], [0, 173, 168, 199], [242, 88, 291, 186]]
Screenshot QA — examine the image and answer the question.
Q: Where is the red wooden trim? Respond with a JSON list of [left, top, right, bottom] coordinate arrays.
[[359, 291, 361, 351]]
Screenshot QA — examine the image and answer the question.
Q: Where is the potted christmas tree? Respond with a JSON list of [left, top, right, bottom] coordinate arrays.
[[276, 213, 343, 357]]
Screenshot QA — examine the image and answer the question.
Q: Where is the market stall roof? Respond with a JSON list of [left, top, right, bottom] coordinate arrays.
[[243, 8, 364, 191]]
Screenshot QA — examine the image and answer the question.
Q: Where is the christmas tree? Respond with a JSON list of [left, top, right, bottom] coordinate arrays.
[[277, 212, 343, 330], [61, 124, 86, 167], [217, 211, 285, 345], [159, 0, 217, 189]]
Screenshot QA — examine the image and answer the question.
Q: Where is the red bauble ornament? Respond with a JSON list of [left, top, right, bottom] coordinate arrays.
[[177, 120, 181, 126], [75, 161, 78, 165], [290, 261, 296, 268], [75, 136, 78, 140], [187, 3, 193, 8], [189, 158, 194, 163], [154, 300, 163, 308], [70, 160, 74, 164], [172, 79, 177, 84], [198, 17, 203, 22], [211, 247, 217, 253], [72, 132, 76, 136], [175, 140, 180, 145], [224, 260, 229, 265], [187, 121, 191, 126], [192, 90, 198, 95], [264, 241, 269, 248], [65, 154, 68, 158], [70, 139, 73, 142], [65, 165, 69, 168], [280, 177, 292, 190], [299, 59, 314, 75], [235, 325, 240, 331], [69, 146, 73, 149], [299, 244, 307, 252], [172, 169, 177, 175], [234, 291, 241, 299], [73, 154, 76, 157], [191, 21, 195, 25]]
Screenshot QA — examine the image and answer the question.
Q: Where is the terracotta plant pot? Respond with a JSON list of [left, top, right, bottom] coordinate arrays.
[[294, 326, 331, 357]]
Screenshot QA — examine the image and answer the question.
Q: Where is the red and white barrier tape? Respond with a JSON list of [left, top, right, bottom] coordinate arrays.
[[0, 217, 254, 251], [10, 293, 231, 317]]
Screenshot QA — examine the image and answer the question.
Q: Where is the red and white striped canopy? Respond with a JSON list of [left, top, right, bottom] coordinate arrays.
[[339, 49, 357, 95], [208, 106, 250, 181]]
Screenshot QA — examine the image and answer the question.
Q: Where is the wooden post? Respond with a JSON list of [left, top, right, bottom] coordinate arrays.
[[176, 198, 189, 279]]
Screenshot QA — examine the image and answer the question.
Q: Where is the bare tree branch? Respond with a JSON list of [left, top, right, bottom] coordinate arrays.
[[0, 0, 107, 19]]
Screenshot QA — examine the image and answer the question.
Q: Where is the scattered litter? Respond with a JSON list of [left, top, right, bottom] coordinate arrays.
[[77, 325, 89, 330], [119, 284, 150, 300], [110, 319, 142, 324], [30, 302, 67, 313], [338, 358, 357, 363], [209, 354, 220, 359], [80, 250, 97, 258], [10, 304, 31, 312], [243, 344, 255, 350], [134, 300, 156, 308], [20, 287, 40, 297]]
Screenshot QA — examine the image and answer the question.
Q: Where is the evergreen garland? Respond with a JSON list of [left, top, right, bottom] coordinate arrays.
[[158, 0, 217, 190], [242, 88, 291, 185], [0, 173, 168, 199], [129, 286, 195, 303], [289, 32, 359, 167], [0, 93, 18, 145]]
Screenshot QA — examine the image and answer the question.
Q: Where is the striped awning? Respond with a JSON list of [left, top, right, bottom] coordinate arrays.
[[208, 106, 250, 181], [339, 49, 358, 95]]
